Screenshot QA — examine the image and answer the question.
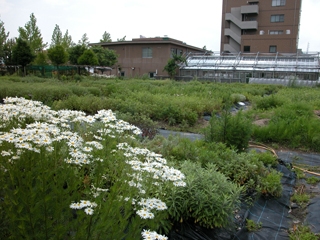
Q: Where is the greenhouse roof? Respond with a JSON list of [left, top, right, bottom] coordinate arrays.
[[181, 52, 320, 73]]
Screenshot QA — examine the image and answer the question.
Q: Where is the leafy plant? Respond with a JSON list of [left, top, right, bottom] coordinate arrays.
[[246, 219, 262, 232], [166, 161, 243, 229], [306, 176, 320, 185], [258, 169, 283, 197], [204, 102, 252, 152], [289, 225, 318, 240], [291, 193, 310, 206]]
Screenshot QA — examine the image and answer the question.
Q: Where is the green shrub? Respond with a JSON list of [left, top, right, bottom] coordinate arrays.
[[257, 151, 278, 167], [204, 108, 252, 152], [166, 161, 242, 229], [253, 94, 284, 110], [289, 225, 318, 240], [246, 219, 262, 232], [258, 169, 283, 197], [306, 176, 320, 185]]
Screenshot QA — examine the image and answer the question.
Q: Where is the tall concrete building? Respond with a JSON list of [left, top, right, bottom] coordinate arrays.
[[220, 0, 302, 53]]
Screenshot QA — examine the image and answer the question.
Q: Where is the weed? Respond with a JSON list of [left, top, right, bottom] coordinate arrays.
[[246, 219, 262, 232], [289, 225, 318, 240], [306, 176, 320, 185]]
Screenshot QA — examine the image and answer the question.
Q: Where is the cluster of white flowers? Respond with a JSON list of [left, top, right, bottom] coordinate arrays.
[[70, 200, 97, 215], [0, 97, 186, 239], [141, 229, 168, 240]]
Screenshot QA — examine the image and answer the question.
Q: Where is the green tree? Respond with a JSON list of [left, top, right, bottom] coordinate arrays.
[[50, 24, 62, 47], [3, 38, 16, 66], [91, 46, 117, 67], [100, 31, 112, 42], [18, 13, 47, 53], [12, 38, 35, 75], [47, 45, 68, 79], [117, 35, 126, 41], [68, 44, 86, 65], [163, 54, 186, 79], [77, 49, 98, 66], [62, 29, 73, 50], [33, 51, 48, 65], [0, 18, 9, 60], [78, 33, 89, 47]]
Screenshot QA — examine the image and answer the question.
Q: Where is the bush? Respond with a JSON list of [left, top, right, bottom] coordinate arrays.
[[204, 107, 252, 152], [166, 161, 242, 229]]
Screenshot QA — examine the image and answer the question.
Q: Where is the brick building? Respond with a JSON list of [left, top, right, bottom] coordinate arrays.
[[91, 37, 207, 78], [220, 0, 302, 53]]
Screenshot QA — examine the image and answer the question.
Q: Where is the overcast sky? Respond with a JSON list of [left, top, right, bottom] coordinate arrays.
[[1, 0, 319, 53]]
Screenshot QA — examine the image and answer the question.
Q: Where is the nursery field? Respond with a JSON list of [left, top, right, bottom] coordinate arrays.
[[1, 75, 320, 239]]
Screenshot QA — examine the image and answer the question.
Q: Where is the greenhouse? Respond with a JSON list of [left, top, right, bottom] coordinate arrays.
[[179, 52, 320, 86]]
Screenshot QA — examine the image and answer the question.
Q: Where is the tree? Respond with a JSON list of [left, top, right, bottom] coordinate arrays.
[[47, 45, 68, 79], [68, 44, 86, 65], [18, 13, 47, 53], [78, 33, 89, 47], [100, 31, 112, 42], [0, 18, 9, 60], [12, 38, 35, 75], [91, 46, 117, 67], [163, 54, 186, 79], [117, 36, 126, 42], [33, 51, 48, 65], [77, 49, 98, 66], [62, 30, 73, 50], [50, 24, 63, 47], [3, 38, 16, 66]]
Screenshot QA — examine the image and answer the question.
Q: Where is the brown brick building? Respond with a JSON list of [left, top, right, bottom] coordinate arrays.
[[92, 37, 207, 78], [220, 0, 302, 53]]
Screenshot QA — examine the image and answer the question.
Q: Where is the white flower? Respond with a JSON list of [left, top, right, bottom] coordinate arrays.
[[84, 207, 94, 215]]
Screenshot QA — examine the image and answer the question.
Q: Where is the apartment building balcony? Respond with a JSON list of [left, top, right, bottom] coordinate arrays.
[[225, 13, 258, 30], [241, 5, 259, 14]]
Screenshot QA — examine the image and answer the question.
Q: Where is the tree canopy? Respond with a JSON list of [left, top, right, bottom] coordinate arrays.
[[12, 38, 35, 67], [47, 45, 69, 66], [51, 25, 73, 50], [164, 54, 186, 79], [78, 33, 90, 47], [18, 13, 47, 53], [68, 44, 86, 65], [91, 46, 117, 67], [77, 49, 99, 66], [100, 31, 112, 43], [0, 18, 9, 60]]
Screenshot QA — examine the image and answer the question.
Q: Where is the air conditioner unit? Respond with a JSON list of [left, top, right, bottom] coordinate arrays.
[[286, 30, 291, 34]]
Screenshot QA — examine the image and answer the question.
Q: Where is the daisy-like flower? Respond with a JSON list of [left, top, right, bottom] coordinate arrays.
[[84, 207, 94, 215]]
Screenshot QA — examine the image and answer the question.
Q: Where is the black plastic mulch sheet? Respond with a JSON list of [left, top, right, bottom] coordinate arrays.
[[168, 163, 296, 240]]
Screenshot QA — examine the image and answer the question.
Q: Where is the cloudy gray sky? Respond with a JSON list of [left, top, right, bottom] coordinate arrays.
[[1, 0, 319, 52]]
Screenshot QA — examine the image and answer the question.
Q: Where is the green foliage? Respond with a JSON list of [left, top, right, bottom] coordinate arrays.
[[205, 107, 252, 152], [0, 18, 9, 59], [47, 45, 68, 66], [163, 54, 186, 79], [68, 44, 86, 65], [78, 49, 99, 66], [91, 46, 117, 67], [246, 219, 262, 232], [100, 31, 112, 42], [306, 176, 320, 185], [253, 102, 320, 151], [12, 38, 35, 68], [289, 225, 318, 240], [253, 94, 285, 110], [291, 192, 310, 206], [166, 161, 242, 229], [18, 13, 47, 53], [257, 151, 278, 167], [33, 51, 49, 65], [258, 169, 283, 197]]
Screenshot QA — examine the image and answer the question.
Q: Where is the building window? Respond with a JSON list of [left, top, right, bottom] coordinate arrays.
[[269, 30, 284, 35], [271, 14, 284, 22], [269, 45, 277, 53], [272, 0, 286, 6], [243, 46, 251, 53], [142, 47, 152, 58]]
